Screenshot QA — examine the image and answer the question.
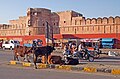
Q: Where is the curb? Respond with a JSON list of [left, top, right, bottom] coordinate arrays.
[[9, 60, 120, 75]]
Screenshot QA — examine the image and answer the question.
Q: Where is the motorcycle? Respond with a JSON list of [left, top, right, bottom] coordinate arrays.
[[93, 47, 102, 59], [72, 48, 94, 62]]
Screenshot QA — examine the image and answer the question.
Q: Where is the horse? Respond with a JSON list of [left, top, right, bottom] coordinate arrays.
[[13, 46, 33, 62], [33, 45, 55, 69]]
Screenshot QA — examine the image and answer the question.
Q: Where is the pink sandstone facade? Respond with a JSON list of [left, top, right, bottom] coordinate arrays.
[[0, 8, 120, 37]]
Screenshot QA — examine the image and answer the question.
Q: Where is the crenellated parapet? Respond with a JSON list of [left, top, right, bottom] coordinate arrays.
[[61, 16, 120, 34], [71, 16, 120, 26]]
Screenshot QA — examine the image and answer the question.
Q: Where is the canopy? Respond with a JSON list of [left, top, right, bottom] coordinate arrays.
[[102, 38, 114, 42], [80, 38, 101, 42]]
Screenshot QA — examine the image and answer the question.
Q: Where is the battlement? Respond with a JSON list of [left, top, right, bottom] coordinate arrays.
[[27, 8, 51, 13], [71, 16, 120, 26]]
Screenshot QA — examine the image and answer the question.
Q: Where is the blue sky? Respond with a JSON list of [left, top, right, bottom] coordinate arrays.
[[0, 0, 120, 24]]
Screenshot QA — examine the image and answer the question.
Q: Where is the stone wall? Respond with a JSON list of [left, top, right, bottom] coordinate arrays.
[[0, 16, 27, 36], [0, 8, 120, 37], [60, 16, 120, 34]]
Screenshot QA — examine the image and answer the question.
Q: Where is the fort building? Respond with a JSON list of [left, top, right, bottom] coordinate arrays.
[[0, 8, 120, 45]]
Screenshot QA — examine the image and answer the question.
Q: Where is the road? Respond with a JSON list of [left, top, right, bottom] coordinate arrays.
[[0, 50, 13, 64], [0, 64, 120, 79], [53, 51, 120, 66], [79, 56, 120, 65], [0, 49, 120, 66], [0, 49, 120, 79]]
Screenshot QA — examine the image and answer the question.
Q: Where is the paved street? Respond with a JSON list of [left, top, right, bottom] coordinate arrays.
[[0, 50, 13, 64], [0, 49, 120, 79], [0, 49, 120, 66], [0, 64, 120, 79], [53, 50, 120, 66], [79, 56, 120, 65]]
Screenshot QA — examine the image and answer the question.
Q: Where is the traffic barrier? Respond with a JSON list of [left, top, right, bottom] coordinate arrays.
[[55, 65, 71, 71], [37, 64, 49, 69], [111, 69, 120, 75], [22, 62, 32, 67], [84, 67, 97, 73], [9, 60, 120, 75], [10, 61, 17, 65]]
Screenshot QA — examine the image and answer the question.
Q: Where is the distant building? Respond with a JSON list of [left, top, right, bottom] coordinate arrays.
[[0, 8, 120, 37]]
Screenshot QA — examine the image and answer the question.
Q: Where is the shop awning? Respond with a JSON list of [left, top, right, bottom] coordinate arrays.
[[102, 38, 113, 42], [80, 38, 101, 42], [54, 39, 68, 43]]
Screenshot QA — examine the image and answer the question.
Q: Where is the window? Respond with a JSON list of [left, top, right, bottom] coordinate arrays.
[[28, 20, 31, 26], [5, 41, 9, 44], [110, 26, 111, 33], [43, 23, 45, 26], [80, 20, 81, 25], [68, 27, 69, 31], [98, 26, 100, 31], [75, 20, 77, 25], [93, 26, 94, 31], [16, 24, 17, 29], [104, 26, 105, 33], [82, 27, 84, 31], [87, 27, 89, 31], [54, 23, 55, 26]]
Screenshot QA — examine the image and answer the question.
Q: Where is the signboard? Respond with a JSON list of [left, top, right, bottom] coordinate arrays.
[[45, 21, 53, 45]]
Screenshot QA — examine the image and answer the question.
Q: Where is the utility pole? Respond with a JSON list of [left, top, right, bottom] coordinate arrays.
[[45, 21, 53, 46]]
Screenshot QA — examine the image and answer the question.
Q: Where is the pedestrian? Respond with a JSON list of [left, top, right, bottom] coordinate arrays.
[[71, 43, 77, 54], [63, 44, 70, 55], [78, 42, 85, 51]]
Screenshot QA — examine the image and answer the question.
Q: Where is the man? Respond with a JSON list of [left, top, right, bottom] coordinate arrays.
[[63, 44, 70, 55], [78, 42, 84, 51], [32, 39, 42, 47]]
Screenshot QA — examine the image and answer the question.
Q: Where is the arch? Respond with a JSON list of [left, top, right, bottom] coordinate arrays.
[[108, 16, 114, 24], [102, 17, 108, 24], [91, 18, 97, 24], [115, 16, 120, 24], [97, 17, 102, 24], [81, 17, 86, 25], [86, 18, 91, 25]]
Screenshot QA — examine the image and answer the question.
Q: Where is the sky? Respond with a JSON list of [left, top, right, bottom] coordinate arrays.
[[0, 0, 120, 24]]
